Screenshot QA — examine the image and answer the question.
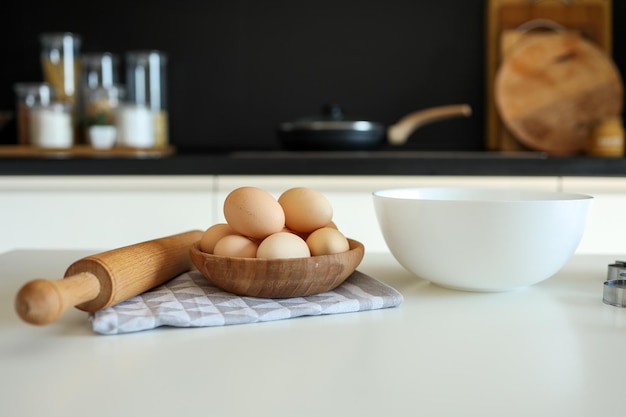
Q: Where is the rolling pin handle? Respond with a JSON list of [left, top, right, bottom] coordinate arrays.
[[14, 272, 101, 325]]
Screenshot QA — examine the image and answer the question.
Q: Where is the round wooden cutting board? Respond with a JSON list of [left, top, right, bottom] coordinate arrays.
[[495, 31, 623, 156]]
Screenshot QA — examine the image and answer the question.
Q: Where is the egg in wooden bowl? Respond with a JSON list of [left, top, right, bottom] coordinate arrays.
[[189, 185, 365, 298], [189, 238, 364, 298]]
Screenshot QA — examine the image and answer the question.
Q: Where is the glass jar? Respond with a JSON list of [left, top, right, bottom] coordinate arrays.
[[40, 32, 81, 144], [115, 103, 154, 148], [40, 33, 81, 104], [13, 83, 55, 145], [29, 102, 73, 148], [84, 85, 123, 148], [125, 50, 168, 147], [80, 52, 120, 139], [587, 117, 625, 157], [81, 52, 119, 90]]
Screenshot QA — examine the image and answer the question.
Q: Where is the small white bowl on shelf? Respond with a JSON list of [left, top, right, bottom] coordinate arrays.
[[87, 125, 117, 149]]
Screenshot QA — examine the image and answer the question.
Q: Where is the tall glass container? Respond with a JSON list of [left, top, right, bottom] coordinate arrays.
[[40, 32, 81, 144], [125, 50, 168, 147], [40, 32, 81, 103]]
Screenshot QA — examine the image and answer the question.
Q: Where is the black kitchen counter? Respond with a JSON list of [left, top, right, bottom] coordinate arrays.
[[1, 150, 626, 177]]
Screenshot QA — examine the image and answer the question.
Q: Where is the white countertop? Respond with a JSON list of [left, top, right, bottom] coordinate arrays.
[[1, 249, 625, 417]]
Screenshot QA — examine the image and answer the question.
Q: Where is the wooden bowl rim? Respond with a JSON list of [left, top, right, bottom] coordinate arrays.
[[189, 238, 365, 297]]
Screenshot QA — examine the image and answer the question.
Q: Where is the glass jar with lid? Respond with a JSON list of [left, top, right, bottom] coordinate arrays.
[[13, 83, 55, 145], [29, 102, 73, 148], [84, 85, 123, 148], [40, 32, 81, 104], [587, 117, 625, 157], [40, 32, 81, 143], [125, 50, 168, 147], [81, 52, 119, 90]]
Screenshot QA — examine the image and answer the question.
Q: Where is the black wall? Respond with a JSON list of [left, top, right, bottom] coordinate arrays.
[[1, 1, 623, 152]]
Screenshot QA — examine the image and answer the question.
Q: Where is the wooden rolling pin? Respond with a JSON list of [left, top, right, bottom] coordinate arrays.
[[15, 230, 203, 325]]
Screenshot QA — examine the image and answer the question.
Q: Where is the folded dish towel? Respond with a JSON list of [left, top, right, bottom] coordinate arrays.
[[91, 270, 403, 335]]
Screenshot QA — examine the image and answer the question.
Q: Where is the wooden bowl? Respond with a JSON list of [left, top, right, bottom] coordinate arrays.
[[189, 238, 365, 298]]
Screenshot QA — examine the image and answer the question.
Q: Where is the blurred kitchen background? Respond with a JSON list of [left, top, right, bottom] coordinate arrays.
[[0, 0, 623, 153]]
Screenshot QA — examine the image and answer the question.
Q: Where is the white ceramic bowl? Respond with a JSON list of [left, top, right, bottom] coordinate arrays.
[[373, 187, 593, 292]]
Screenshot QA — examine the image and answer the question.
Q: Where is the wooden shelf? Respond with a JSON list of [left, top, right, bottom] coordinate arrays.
[[0, 145, 175, 158]]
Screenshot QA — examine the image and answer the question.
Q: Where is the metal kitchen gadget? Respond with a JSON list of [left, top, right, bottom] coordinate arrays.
[[603, 261, 626, 307]]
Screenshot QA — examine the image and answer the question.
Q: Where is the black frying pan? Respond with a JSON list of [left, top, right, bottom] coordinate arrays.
[[277, 104, 472, 151]]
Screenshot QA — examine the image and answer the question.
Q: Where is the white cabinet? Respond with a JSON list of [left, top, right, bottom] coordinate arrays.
[[561, 177, 626, 255], [1, 174, 622, 255], [0, 176, 215, 252]]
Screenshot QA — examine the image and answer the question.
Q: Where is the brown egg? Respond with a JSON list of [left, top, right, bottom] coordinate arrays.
[[325, 221, 339, 230], [199, 223, 235, 254], [306, 227, 350, 256], [278, 187, 333, 233], [256, 232, 311, 259], [213, 234, 259, 258], [223, 187, 285, 239], [281, 226, 310, 241]]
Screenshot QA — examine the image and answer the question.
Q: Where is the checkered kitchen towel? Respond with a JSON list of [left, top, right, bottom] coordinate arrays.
[[90, 270, 403, 335]]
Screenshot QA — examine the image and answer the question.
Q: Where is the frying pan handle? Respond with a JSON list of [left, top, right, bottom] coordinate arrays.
[[387, 104, 472, 145]]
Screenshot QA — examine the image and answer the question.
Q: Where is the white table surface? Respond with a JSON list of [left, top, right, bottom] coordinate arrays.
[[1, 249, 625, 417]]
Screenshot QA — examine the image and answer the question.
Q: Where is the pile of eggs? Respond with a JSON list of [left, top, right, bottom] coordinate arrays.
[[199, 186, 351, 259]]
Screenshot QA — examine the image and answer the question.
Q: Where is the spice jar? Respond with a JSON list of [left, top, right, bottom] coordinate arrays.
[[587, 117, 625, 157], [13, 83, 55, 145], [29, 102, 73, 148], [125, 50, 168, 147]]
